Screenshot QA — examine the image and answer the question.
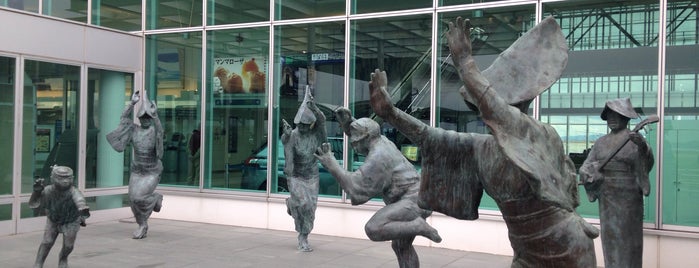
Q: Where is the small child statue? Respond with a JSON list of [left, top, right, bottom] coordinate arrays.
[[29, 165, 90, 268]]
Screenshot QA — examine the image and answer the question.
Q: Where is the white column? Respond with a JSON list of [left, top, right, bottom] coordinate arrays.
[[96, 70, 125, 209]]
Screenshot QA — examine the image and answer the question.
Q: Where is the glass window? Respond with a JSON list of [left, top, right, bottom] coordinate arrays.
[[349, 14, 431, 185], [43, 0, 88, 23], [276, 0, 344, 20], [85, 68, 134, 189], [352, 0, 430, 14], [91, 0, 142, 31], [208, 0, 269, 25], [662, 0, 699, 227], [146, 32, 203, 187], [541, 0, 660, 220], [440, 0, 508, 7], [22, 60, 81, 194], [86, 194, 129, 211], [0, 56, 14, 196], [437, 6, 535, 211], [147, 0, 203, 30], [1, 0, 39, 13], [0, 203, 10, 221], [206, 27, 268, 191], [274, 22, 345, 196]]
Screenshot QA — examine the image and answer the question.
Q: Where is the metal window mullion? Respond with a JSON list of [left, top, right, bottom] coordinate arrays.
[[12, 56, 24, 234], [655, 0, 668, 231], [267, 5, 275, 195], [198, 29, 207, 191], [430, 0, 437, 128], [342, 0, 351, 202], [77, 65, 88, 191]]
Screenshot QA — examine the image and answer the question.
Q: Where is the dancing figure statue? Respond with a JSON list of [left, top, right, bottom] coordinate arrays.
[[107, 90, 164, 239], [368, 16, 598, 267], [29, 166, 90, 268], [580, 98, 655, 268], [281, 88, 327, 252], [315, 107, 441, 268]]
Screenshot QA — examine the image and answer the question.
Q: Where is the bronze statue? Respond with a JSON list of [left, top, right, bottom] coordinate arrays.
[[369, 16, 598, 267], [281, 88, 327, 252], [315, 107, 441, 268], [579, 98, 655, 268], [107, 90, 164, 239], [29, 166, 90, 268]]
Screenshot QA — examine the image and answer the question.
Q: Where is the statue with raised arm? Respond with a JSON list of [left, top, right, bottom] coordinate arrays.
[[315, 107, 441, 268], [29, 165, 90, 268], [281, 88, 327, 252], [579, 98, 655, 268], [369, 16, 598, 267], [107, 90, 164, 239]]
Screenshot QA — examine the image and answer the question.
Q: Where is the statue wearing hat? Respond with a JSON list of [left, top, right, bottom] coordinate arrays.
[[29, 165, 90, 268], [579, 98, 654, 268], [369, 16, 598, 267], [107, 90, 164, 239], [315, 107, 442, 267], [281, 87, 327, 252]]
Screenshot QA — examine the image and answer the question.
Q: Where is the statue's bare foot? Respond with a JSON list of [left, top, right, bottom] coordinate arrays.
[[132, 225, 148, 239], [58, 260, 68, 268], [154, 196, 163, 212], [298, 234, 313, 252]]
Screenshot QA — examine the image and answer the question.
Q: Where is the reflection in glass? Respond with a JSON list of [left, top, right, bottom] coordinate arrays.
[[0, 57, 14, 195], [0, 204, 10, 221], [352, 0, 430, 14], [349, 14, 431, 199], [208, 0, 269, 25], [146, 32, 203, 187], [662, 0, 699, 227], [91, 0, 142, 31], [2, 0, 39, 13], [206, 27, 269, 191], [86, 69, 133, 191], [541, 0, 660, 220], [43, 0, 88, 23], [147, 0, 203, 30], [22, 60, 80, 194], [275, 22, 345, 196], [276, 0, 344, 20]]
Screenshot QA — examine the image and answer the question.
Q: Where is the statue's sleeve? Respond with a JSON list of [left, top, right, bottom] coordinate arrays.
[[71, 187, 89, 211], [106, 104, 135, 152], [418, 129, 484, 220], [155, 117, 164, 160], [354, 152, 389, 204], [283, 134, 295, 176], [312, 104, 328, 143], [634, 139, 654, 196], [580, 143, 602, 202], [382, 107, 429, 147]]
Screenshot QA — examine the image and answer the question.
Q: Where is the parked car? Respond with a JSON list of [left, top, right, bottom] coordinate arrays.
[[241, 137, 353, 195]]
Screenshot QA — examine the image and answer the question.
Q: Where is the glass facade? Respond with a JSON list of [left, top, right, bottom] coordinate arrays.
[[0, 56, 14, 196], [22, 60, 81, 194], [91, 0, 142, 31], [146, 32, 203, 187], [3, 0, 699, 236]]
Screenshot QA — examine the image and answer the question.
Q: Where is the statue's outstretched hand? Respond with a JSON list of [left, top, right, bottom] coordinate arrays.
[[131, 90, 141, 105], [334, 107, 353, 126], [32, 178, 45, 192], [446, 17, 473, 59], [314, 143, 335, 167], [369, 69, 393, 118], [282, 119, 292, 136]]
